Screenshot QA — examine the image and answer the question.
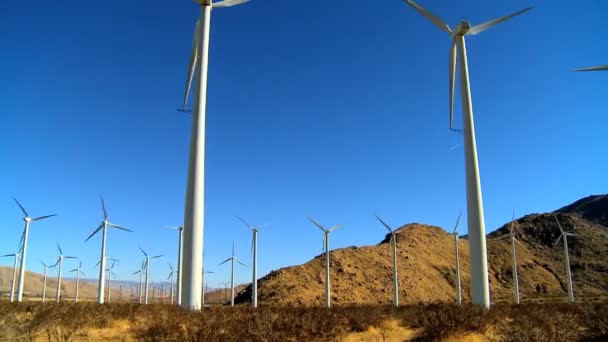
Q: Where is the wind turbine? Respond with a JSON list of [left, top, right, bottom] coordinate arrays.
[[132, 263, 144, 304], [307, 217, 342, 308], [219, 242, 246, 307], [202, 267, 214, 306], [576, 65, 608, 72], [375, 215, 399, 307], [106, 259, 119, 303], [53, 244, 76, 302], [1, 252, 20, 303], [236, 217, 263, 308], [85, 196, 132, 304], [495, 211, 525, 304], [140, 248, 163, 304], [180, 0, 250, 310], [553, 215, 576, 302], [403, 0, 532, 308], [69, 261, 86, 303], [167, 264, 175, 304], [452, 211, 463, 305], [12, 197, 57, 302], [166, 225, 184, 305], [40, 260, 54, 303]]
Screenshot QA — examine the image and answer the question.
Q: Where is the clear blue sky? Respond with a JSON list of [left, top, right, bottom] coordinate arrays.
[[1, 0, 606, 288]]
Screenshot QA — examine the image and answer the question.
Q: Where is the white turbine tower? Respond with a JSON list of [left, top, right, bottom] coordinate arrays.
[[219, 242, 246, 307], [40, 260, 54, 303], [53, 244, 76, 303], [576, 65, 608, 72], [180, 0, 250, 310], [132, 264, 144, 304], [307, 217, 341, 308], [13, 197, 57, 302], [404, 0, 532, 308], [375, 215, 399, 307], [236, 217, 263, 308], [452, 211, 463, 305], [553, 215, 577, 302], [69, 261, 86, 303], [106, 259, 119, 303], [202, 267, 214, 306], [1, 252, 20, 303], [166, 225, 184, 305], [85, 196, 131, 304], [495, 212, 524, 304], [167, 264, 175, 304], [140, 248, 163, 305]]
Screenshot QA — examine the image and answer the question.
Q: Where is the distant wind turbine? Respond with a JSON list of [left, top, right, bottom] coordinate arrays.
[[69, 261, 86, 303], [167, 264, 175, 304], [140, 248, 163, 305], [40, 260, 54, 303], [307, 217, 342, 308], [1, 252, 20, 303], [237, 217, 264, 308], [495, 211, 524, 304], [166, 225, 184, 305], [180, 0, 250, 310], [375, 215, 400, 307], [202, 267, 214, 306], [106, 259, 119, 303], [219, 242, 246, 307], [12, 197, 57, 302], [452, 211, 463, 305], [85, 196, 132, 304], [132, 263, 144, 304], [53, 244, 76, 302], [403, 0, 532, 308], [553, 215, 577, 302]]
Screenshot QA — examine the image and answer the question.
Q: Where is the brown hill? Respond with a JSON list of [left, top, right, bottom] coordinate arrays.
[[0, 267, 126, 302], [555, 194, 608, 227], [235, 196, 608, 306]]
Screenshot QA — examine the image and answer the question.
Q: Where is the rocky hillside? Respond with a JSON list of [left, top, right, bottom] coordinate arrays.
[[235, 194, 608, 306]]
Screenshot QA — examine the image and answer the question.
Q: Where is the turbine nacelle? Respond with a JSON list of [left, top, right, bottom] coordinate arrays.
[[454, 21, 471, 36]]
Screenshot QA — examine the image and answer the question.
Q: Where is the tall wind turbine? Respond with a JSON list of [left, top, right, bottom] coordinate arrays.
[[452, 211, 463, 305], [375, 215, 399, 307], [85, 196, 132, 304], [12, 197, 57, 302], [202, 268, 214, 306], [237, 217, 263, 308], [576, 65, 608, 72], [180, 0, 250, 310], [140, 248, 163, 305], [219, 242, 246, 307], [40, 260, 54, 303], [553, 215, 577, 302], [404, 0, 532, 308], [1, 252, 20, 303], [167, 264, 175, 304], [166, 225, 184, 305], [307, 217, 341, 308], [53, 244, 76, 303], [69, 261, 86, 303]]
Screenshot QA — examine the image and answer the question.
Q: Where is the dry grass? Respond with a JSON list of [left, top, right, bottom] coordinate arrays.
[[0, 302, 606, 341]]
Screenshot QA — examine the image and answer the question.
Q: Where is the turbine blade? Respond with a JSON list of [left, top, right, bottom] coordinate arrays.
[[152, 255, 163, 259], [69, 268, 78, 272], [139, 247, 148, 257], [182, 19, 201, 110], [133, 270, 141, 275], [1, 253, 17, 257], [553, 215, 564, 234], [449, 39, 457, 130], [375, 215, 392, 233], [65, 256, 77, 259], [219, 258, 231, 265], [80, 271, 86, 277], [575, 65, 608, 72], [33, 214, 57, 221], [84, 223, 104, 242], [328, 225, 341, 233], [100, 195, 108, 220], [41, 261, 47, 267], [307, 216, 326, 232], [236, 216, 254, 230], [213, 0, 249, 8], [453, 210, 463, 234], [57, 243, 63, 255], [18, 228, 25, 252], [552, 235, 563, 248], [12, 197, 29, 217], [95, 260, 101, 267], [109, 223, 132, 232], [405, 0, 452, 34], [468, 7, 532, 35], [237, 260, 247, 267]]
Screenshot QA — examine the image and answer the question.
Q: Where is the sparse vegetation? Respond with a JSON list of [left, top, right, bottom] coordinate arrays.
[[0, 301, 606, 341]]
